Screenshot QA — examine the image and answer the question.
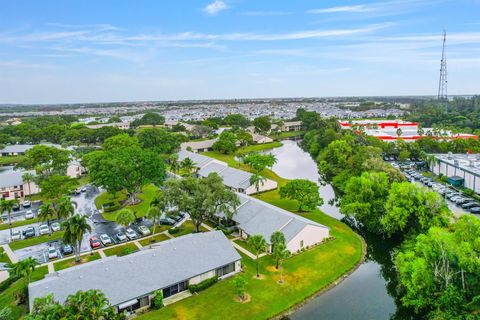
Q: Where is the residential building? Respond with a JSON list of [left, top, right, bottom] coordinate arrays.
[[180, 139, 217, 153], [251, 133, 273, 144], [0, 145, 35, 157], [85, 122, 130, 130], [66, 160, 86, 178], [29, 231, 241, 313], [429, 153, 480, 193], [0, 170, 39, 200], [281, 121, 302, 132], [178, 150, 278, 194], [220, 193, 330, 253]]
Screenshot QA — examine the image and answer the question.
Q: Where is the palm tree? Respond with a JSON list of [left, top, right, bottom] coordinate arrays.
[[37, 201, 56, 225], [247, 234, 267, 278], [273, 243, 291, 284], [249, 173, 266, 194], [0, 199, 18, 241], [56, 196, 77, 220], [181, 157, 197, 176], [7, 256, 38, 288], [265, 154, 277, 169], [62, 215, 92, 263], [270, 231, 286, 268], [146, 207, 162, 236], [22, 172, 35, 200], [115, 209, 135, 231], [169, 154, 180, 175]]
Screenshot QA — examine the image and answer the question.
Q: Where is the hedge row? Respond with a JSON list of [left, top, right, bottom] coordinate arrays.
[[188, 276, 218, 294]]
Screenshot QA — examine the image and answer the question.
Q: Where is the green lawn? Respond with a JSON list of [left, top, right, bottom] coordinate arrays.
[[31, 265, 48, 282], [53, 252, 102, 271], [138, 144, 363, 320], [77, 175, 90, 186], [9, 231, 65, 251], [0, 277, 27, 319], [235, 142, 283, 156], [139, 233, 170, 246], [103, 243, 138, 257], [0, 247, 12, 264], [96, 184, 159, 221], [0, 155, 25, 165], [171, 220, 208, 238], [233, 239, 256, 254], [0, 218, 39, 231]]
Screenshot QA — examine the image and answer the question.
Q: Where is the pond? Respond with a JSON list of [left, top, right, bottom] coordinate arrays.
[[264, 140, 410, 320]]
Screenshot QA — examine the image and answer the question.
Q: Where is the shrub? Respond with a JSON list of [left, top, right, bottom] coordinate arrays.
[[0, 307, 12, 320], [168, 228, 180, 235], [188, 276, 218, 293], [102, 202, 120, 212], [122, 247, 136, 255], [0, 276, 20, 294], [151, 290, 163, 310]]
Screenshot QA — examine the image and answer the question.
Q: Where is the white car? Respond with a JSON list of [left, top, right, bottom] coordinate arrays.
[[23, 200, 31, 208], [25, 210, 34, 219], [47, 246, 58, 260], [11, 230, 21, 241], [100, 234, 112, 246], [81, 186, 87, 192], [39, 224, 50, 235], [51, 222, 61, 232], [137, 225, 151, 236], [125, 228, 137, 240]]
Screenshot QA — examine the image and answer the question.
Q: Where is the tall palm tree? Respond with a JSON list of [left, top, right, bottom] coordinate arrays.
[[169, 154, 180, 175], [62, 215, 92, 263], [56, 196, 77, 220], [149, 190, 168, 234], [273, 243, 291, 284], [22, 172, 35, 200], [247, 234, 267, 278], [181, 157, 197, 176], [249, 173, 266, 194], [37, 202, 56, 225], [270, 231, 286, 267], [146, 207, 161, 236], [0, 199, 18, 241]]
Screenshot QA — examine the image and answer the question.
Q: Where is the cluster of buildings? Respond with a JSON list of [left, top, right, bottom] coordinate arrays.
[[339, 120, 477, 142], [429, 153, 480, 194]]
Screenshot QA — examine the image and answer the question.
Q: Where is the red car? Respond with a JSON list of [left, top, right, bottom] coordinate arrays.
[[89, 236, 102, 249]]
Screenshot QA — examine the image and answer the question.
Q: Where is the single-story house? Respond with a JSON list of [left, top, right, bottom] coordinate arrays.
[[0, 170, 39, 200], [85, 122, 130, 130], [178, 150, 278, 194], [251, 133, 273, 144], [0, 143, 62, 157], [29, 231, 241, 313], [220, 193, 330, 253], [180, 139, 217, 153]]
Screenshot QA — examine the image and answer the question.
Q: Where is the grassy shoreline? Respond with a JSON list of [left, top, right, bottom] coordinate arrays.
[[137, 146, 363, 320]]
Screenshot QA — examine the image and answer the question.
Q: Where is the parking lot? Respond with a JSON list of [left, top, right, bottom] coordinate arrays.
[[394, 163, 479, 218], [5, 185, 183, 264]]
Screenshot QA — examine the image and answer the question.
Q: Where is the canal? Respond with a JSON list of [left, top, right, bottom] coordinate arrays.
[[264, 140, 411, 320]]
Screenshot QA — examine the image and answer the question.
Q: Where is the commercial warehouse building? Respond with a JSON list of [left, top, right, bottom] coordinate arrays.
[[430, 153, 480, 194], [29, 231, 241, 313]]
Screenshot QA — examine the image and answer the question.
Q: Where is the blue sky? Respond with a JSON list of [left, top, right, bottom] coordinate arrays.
[[1, 0, 480, 104]]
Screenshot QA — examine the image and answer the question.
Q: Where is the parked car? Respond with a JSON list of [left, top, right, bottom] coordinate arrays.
[[455, 198, 470, 205], [159, 218, 175, 226], [62, 244, 73, 255], [25, 210, 35, 219], [72, 188, 81, 195], [125, 228, 137, 240], [100, 234, 113, 246], [51, 222, 61, 232], [39, 224, 50, 235], [469, 207, 480, 214], [11, 230, 21, 241], [137, 225, 151, 236], [462, 202, 479, 209], [47, 246, 58, 260], [12, 203, 20, 211], [23, 200, 31, 208], [89, 236, 102, 249], [116, 232, 127, 242], [22, 227, 35, 238], [81, 186, 87, 192]]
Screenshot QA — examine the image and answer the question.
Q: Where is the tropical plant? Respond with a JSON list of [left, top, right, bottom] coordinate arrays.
[[279, 179, 323, 212], [62, 215, 92, 262], [21, 172, 35, 200], [169, 154, 180, 175], [37, 201, 56, 225], [249, 173, 266, 194], [247, 234, 267, 278], [270, 231, 286, 268], [116, 209, 136, 230], [56, 196, 77, 220], [146, 207, 162, 235], [152, 290, 164, 310], [0, 199, 17, 240], [7, 256, 38, 288], [272, 243, 290, 284], [233, 276, 248, 301], [180, 157, 197, 176]]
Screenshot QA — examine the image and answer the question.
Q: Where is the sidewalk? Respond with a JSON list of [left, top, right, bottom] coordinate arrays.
[[1, 244, 18, 263]]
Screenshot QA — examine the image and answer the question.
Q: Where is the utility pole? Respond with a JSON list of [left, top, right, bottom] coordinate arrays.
[[438, 30, 448, 111]]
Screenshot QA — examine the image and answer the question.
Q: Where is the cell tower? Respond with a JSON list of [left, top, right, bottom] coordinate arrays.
[[437, 30, 448, 110]]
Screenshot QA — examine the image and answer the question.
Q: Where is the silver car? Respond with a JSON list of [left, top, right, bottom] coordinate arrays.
[[51, 222, 61, 232], [125, 228, 137, 240], [11, 230, 21, 241], [39, 224, 50, 235], [47, 246, 58, 260]]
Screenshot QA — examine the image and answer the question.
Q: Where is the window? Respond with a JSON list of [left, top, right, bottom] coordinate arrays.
[[216, 262, 235, 277], [162, 280, 188, 298]]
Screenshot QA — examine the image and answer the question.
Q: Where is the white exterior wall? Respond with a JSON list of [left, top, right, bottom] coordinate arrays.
[[67, 163, 85, 178], [286, 225, 330, 253], [430, 160, 480, 194], [245, 178, 278, 195], [23, 182, 40, 196], [188, 270, 216, 285]]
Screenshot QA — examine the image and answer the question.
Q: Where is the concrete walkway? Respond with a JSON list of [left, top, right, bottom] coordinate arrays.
[[133, 240, 142, 249], [164, 290, 192, 306], [98, 249, 107, 259], [231, 241, 257, 259], [47, 262, 54, 274], [1, 244, 18, 263]]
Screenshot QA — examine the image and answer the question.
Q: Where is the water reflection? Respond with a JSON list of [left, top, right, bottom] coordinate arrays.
[[265, 140, 410, 320]]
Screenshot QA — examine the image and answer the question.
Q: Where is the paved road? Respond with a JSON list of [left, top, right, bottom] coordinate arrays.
[[1, 201, 41, 223]]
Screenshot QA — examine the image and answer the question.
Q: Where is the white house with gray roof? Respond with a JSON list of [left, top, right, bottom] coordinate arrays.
[[222, 193, 330, 253], [180, 139, 217, 153], [177, 150, 277, 194], [0, 170, 39, 200], [29, 231, 241, 313]]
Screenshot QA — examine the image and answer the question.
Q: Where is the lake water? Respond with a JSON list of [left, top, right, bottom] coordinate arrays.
[[264, 140, 405, 320]]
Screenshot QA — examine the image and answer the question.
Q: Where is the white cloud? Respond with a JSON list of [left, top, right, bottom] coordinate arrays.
[[308, 5, 374, 14], [204, 0, 228, 15]]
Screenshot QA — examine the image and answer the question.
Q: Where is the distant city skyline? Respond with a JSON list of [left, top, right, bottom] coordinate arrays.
[[1, 0, 480, 104]]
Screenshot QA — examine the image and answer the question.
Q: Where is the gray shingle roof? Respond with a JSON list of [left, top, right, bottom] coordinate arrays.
[[180, 139, 217, 151], [198, 162, 252, 190], [0, 170, 35, 188], [0, 145, 34, 154], [222, 193, 328, 244], [177, 150, 216, 168], [28, 231, 240, 310]]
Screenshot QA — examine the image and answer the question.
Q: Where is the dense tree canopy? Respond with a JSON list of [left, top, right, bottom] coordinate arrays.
[[252, 116, 271, 133], [137, 128, 183, 154], [130, 112, 165, 127], [212, 131, 237, 154], [16, 145, 71, 181], [279, 179, 323, 212], [223, 114, 250, 127]]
